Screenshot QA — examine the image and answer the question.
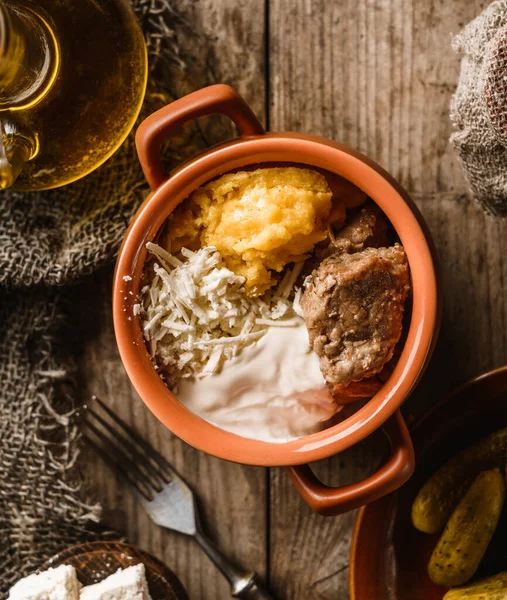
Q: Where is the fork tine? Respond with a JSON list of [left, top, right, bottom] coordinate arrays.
[[86, 406, 167, 491], [82, 430, 154, 502], [93, 396, 174, 479]]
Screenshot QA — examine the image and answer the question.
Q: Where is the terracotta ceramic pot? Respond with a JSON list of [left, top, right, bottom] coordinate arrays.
[[349, 366, 507, 599], [113, 84, 440, 516]]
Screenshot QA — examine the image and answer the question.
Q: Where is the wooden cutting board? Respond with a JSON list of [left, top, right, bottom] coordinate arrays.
[[40, 541, 188, 600]]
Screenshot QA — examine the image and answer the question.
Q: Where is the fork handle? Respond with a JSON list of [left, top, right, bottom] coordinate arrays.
[[194, 530, 275, 599], [235, 579, 276, 600]]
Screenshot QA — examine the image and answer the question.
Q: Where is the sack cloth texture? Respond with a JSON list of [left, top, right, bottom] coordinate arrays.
[[451, 0, 507, 216], [0, 1, 203, 594]]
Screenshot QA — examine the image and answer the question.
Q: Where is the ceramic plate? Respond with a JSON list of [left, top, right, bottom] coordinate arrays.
[[350, 366, 507, 600], [40, 541, 188, 600]]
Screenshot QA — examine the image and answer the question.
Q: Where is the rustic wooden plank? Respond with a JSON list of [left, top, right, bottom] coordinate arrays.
[[76, 2, 267, 599], [410, 192, 507, 418], [268, 1, 502, 598]]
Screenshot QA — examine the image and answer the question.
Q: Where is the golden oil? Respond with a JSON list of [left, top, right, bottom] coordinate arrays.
[[0, 0, 147, 190]]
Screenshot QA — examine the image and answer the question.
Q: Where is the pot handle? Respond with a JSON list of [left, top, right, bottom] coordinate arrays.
[[136, 84, 265, 190], [286, 410, 415, 516]]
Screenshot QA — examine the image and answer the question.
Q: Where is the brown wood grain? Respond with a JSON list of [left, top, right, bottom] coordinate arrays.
[[76, 1, 507, 599], [268, 1, 507, 598]]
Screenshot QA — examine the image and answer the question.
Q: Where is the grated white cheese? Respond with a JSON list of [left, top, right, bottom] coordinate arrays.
[[146, 241, 183, 268], [292, 288, 304, 317], [255, 318, 300, 327], [275, 261, 304, 299], [192, 329, 267, 347], [140, 244, 303, 385]]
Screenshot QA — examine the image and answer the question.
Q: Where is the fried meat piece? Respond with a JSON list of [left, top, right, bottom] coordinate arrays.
[[330, 203, 389, 253], [312, 203, 389, 265], [301, 244, 410, 396]]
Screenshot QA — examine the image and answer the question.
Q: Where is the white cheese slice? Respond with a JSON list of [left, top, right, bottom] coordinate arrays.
[[79, 564, 152, 600], [8, 565, 80, 600]]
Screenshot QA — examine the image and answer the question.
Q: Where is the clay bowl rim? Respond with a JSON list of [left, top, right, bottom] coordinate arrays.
[[349, 364, 507, 600], [113, 132, 439, 467]]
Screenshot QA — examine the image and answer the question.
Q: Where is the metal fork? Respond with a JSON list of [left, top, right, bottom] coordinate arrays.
[[82, 397, 275, 600]]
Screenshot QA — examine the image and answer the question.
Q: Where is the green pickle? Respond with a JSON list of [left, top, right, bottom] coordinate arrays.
[[412, 427, 507, 534], [428, 470, 505, 587], [443, 572, 507, 599]]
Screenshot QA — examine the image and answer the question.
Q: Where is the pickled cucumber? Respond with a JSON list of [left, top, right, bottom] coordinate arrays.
[[412, 426, 507, 534], [428, 470, 505, 587], [443, 572, 507, 599]]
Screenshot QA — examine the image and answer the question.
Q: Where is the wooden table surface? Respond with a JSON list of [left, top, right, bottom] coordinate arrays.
[[78, 1, 507, 598]]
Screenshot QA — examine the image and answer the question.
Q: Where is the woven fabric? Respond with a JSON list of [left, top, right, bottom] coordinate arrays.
[[0, 288, 104, 592], [0, 1, 196, 594], [451, 0, 507, 216], [0, 0, 185, 288]]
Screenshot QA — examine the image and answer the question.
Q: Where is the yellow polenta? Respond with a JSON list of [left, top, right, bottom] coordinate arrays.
[[165, 167, 333, 296]]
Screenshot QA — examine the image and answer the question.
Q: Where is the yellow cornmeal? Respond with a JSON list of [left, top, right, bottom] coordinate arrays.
[[164, 167, 333, 296]]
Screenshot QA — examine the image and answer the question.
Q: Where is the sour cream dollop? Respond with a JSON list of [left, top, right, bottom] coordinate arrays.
[[177, 320, 338, 442]]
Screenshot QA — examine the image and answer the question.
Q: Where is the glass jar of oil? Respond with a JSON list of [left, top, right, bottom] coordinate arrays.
[[0, 0, 147, 191]]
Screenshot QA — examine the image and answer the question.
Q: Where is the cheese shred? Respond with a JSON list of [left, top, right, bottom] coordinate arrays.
[[139, 244, 303, 386]]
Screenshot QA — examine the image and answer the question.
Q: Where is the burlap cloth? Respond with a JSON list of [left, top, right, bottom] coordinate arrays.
[[451, 0, 507, 216], [0, 1, 204, 594]]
